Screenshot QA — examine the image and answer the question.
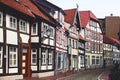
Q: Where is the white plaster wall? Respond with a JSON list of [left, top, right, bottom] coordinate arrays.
[[43, 39, 48, 44], [71, 49, 78, 55], [26, 22, 29, 33], [31, 66, 37, 71], [0, 75, 23, 80], [41, 66, 46, 70], [31, 37, 39, 43], [9, 68, 18, 73], [32, 71, 54, 78], [7, 30, 18, 45], [48, 66, 52, 69], [50, 39, 54, 46], [80, 28, 85, 38], [0, 28, 3, 43], [20, 34, 29, 43], [6, 14, 10, 28], [0, 69, 3, 73]]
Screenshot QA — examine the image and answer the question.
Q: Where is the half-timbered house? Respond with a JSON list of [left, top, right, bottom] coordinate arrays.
[[64, 8, 81, 71], [32, 0, 68, 76], [79, 11, 103, 69]]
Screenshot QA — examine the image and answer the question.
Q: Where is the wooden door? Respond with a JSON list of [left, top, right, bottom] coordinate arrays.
[[22, 46, 29, 78]]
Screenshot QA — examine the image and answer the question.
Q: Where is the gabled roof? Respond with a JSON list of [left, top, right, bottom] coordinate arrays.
[[0, 0, 55, 23], [64, 8, 77, 24], [79, 10, 98, 28], [103, 35, 120, 45], [36, 0, 65, 15]]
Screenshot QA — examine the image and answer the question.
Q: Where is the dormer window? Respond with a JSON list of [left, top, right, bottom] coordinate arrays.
[[19, 20, 27, 32]]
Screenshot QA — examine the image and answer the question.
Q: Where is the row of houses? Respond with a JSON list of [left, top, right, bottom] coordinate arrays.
[[0, 0, 120, 80]]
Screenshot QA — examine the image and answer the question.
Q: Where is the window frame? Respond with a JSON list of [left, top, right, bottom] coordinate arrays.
[[92, 56, 95, 65], [9, 47, 18, 67], [31, 49, 37, 65], [48, 50, 53, 65], [31, 23, 38, 35], [9, 15, 17, 30], [41, 49, 47, 65], [19, 19, 27, 32]]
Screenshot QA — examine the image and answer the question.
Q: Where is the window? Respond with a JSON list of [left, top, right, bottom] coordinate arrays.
[[49, 27, 54, 38], [42, 23, 48, 36], [41, 49, 47, 65], [92, 56, 95, 65], [0, 46, 3, 67], [9, 16, 17, 29], [0, 12, 3, 26], [48, 51, 53, 64], [96, 56, 99, 64], [58, 54, 62, 69], [31, 49, 37, 65], [19, 20, 27, 32], [9, 47, 17, 67], [32, 23, 38, 35]]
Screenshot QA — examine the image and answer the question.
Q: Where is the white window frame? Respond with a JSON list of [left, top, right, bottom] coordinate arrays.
[[48, 52, 52, 64], [19, 19, 27, 32], [0, 46, 3, 67], [49, 26, 54, 38], [92, 56, 95, 65], [9, 47, 17, 67], [0, 12, 3, 26], [42, 49, 47, 65], [9, 15, 17, 30], [31, 23, 38, 35], [42, 23, 48, 37], [31, 49, 37, 65], [58, 53, 63, 69], [96, 56, 100, 65]]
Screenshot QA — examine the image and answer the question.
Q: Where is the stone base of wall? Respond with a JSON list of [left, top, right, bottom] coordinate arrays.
[[32, 71, 54, 78], [0, 75, 23, 80]]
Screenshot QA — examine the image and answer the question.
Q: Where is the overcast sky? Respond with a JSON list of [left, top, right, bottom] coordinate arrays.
[[48, 0, 120, 18]]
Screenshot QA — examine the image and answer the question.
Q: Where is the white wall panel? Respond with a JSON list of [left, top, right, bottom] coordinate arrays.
[[43, 39, 48, 44], [50, 40, 54, 46], [31, 66, 37, 71], [48, 66, 52, 69], [6, 14, 10, 28], [9, 68, 18, 73], [0, 69, 3, 73], [7, 30, 18, 45], [26, 22, 29, 33], [20, 34, 29, 43], [0, 28, 3, 42], [41, 66, 46, 70], [31, 37, 39, 43]]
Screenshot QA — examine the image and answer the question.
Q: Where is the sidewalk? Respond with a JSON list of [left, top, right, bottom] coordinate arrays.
[[98, 71, 110, 80]]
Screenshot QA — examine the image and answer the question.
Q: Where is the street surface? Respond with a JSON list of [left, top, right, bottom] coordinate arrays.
[[58, 68, 109, 80]]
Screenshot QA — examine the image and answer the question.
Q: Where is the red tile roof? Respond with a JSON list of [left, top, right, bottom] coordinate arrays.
[[103, 35, 120, 45], [79, 10, 98, 28], [64, 8, 76, 24], [0, 0, 54, 23]]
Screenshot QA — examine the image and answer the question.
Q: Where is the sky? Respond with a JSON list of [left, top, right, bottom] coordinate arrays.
[[48, 0, 120, 18]]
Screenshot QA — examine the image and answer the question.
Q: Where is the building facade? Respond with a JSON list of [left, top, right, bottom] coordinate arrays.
[[80, 11, 103, 69], [64, 8, 81, 71]]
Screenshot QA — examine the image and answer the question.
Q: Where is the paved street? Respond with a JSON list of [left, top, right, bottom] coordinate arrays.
[[58, 68, 110, 80]]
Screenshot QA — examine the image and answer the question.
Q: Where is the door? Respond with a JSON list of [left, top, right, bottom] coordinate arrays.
[[21, 45, 29, 77]]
